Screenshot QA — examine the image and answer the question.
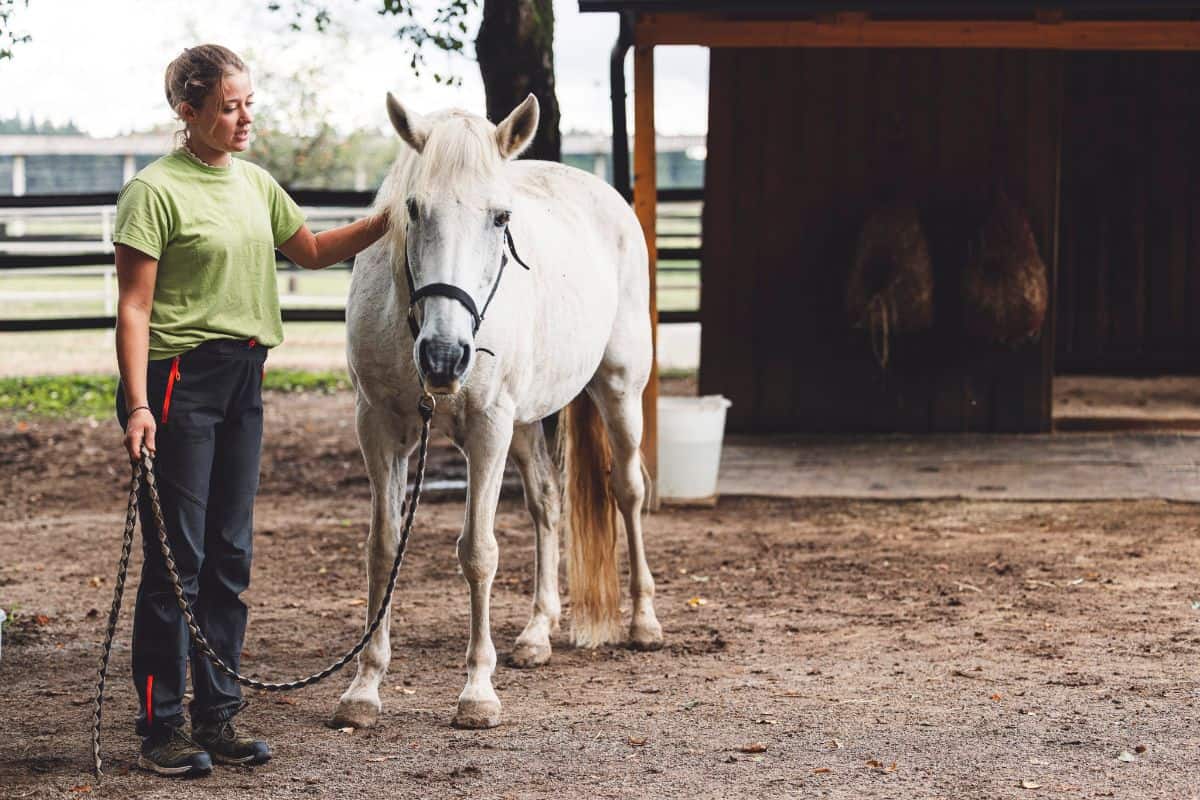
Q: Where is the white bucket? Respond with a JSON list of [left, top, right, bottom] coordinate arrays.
[[657, 395, 732, 502]]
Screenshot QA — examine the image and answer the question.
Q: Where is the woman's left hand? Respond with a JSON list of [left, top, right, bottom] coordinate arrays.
[[374, 208, 391, 234]]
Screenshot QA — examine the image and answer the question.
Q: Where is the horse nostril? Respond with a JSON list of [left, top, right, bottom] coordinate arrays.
[[455, 342, 472, 376], [418, 340, 434, 374]]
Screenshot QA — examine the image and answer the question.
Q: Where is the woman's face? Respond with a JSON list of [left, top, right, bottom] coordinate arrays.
[[186, 70, 254, 154]]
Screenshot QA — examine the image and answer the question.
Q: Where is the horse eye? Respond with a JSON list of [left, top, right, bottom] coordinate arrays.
[[406, 198, 418, 222], [493, 211, 510, 228]]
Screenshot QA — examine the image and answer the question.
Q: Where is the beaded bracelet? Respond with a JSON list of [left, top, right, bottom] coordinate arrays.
[[128, 405, 152, 417]]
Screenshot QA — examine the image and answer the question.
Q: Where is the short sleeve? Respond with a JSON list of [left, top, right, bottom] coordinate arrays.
[[265, 175, 306, 247], [113, 179, 172, 260]]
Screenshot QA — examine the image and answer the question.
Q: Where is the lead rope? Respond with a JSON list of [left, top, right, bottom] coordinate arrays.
[[868, 294, 892, 370], [91, 393, 437, 778]]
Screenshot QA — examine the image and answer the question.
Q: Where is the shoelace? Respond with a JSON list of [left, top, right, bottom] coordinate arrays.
[[203, 699, 250, 740]]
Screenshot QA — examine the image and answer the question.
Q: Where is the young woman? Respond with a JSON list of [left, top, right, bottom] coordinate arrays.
[[113, 44, 388, 777]]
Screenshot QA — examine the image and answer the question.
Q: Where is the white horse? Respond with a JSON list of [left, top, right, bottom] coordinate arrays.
[[330, 93, 663, 730]]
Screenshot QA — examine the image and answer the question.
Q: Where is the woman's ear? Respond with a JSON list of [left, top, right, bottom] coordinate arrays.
[[178, 102, 197, 123]]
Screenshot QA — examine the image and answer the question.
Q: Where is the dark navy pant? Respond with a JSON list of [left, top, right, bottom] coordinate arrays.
[[116, 338, 267, 736]]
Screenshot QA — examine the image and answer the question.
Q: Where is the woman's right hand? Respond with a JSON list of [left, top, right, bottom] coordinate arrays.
[[124, 407, 157, 462]]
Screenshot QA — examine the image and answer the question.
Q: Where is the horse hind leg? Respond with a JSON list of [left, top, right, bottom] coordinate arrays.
[[588, 374, 663, 651], [330, 402, 417, 729], [507, 421, 562, 669]]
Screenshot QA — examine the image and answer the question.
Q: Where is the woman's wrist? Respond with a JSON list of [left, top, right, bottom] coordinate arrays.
[[128, 404, 152, 417]]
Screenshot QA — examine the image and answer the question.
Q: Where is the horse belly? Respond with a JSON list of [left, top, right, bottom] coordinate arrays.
[[512, 287, 616, 423]]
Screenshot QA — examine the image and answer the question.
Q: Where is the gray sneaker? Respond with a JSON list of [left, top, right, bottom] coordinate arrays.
[[138, 727, 213, 777]]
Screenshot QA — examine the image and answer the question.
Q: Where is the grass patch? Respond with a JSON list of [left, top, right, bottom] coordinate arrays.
[[0, 374, 117, 419], [0, 604, 47, 647], [0, 369, 352, 420]]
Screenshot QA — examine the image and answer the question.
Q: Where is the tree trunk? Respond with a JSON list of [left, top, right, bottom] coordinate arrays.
[[476, 0, 561, 162]]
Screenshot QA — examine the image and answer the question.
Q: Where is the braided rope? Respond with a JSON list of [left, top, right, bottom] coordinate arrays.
[[90, 459, 141, 777], [91, 394, 436, 777]]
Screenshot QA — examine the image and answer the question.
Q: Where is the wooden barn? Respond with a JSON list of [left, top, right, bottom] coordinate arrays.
[[581, 1, 1200, 457]]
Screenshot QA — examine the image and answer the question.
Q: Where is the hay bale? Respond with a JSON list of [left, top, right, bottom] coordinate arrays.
[[962, 192, 1048, 345], [845, 206, 934, 367]]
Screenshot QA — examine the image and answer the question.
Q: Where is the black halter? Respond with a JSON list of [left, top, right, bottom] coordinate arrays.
[[404, 226, 532, 346]]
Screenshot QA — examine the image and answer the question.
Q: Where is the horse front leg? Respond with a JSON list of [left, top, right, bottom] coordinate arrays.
[[507, 421, 561, 668], [330, 403, 416, 729], [452, 412, 513, 729]]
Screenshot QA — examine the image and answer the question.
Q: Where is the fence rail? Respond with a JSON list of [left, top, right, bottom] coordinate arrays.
[[0, 188, 702, 332], [0, 187, 703, 210]]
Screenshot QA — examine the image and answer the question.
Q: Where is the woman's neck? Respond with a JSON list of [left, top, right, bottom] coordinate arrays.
[[185, 136, 232, 168]]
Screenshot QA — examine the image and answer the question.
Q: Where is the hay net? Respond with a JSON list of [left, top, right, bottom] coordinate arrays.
[[845, 205, 935, 368]]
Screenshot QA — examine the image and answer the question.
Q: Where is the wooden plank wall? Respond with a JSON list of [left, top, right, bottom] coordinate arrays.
[[701, 48, 1061, 433], [1057, 53, 1200, 373]]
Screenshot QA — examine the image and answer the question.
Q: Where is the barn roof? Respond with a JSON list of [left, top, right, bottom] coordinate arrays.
[[578, 1, 1200, 17]]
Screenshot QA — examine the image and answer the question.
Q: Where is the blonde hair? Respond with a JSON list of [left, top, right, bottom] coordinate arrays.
[[164, 44, 247, 144]]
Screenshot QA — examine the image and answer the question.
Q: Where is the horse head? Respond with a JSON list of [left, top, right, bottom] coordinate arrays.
[[384, 92, 540, 395]]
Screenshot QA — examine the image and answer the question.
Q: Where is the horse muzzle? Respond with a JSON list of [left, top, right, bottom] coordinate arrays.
[[417, 337, 472, 395]]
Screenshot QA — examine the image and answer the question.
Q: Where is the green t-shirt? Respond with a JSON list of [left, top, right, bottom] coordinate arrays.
[[113, 150, 306, 360]]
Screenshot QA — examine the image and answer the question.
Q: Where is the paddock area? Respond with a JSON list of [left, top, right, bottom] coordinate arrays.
[[2, 387, 1200, 799]]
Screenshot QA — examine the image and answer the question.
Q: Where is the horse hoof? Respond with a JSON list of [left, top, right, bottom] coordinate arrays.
[[329, 698, 380, 729], [507, 641, 551, 669], [629, 621, 664, 651], [452, 699, 502, 729]]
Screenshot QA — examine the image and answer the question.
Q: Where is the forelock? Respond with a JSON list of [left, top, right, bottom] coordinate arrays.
[[408, 111, 505, 205]]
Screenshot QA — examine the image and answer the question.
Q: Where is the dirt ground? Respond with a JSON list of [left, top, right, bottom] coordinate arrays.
[[3, 388, 1200, 799]]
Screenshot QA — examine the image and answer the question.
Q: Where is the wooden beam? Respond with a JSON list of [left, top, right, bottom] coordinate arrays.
[[634, 41, 659, 508], [635, 15, 1200, 51]]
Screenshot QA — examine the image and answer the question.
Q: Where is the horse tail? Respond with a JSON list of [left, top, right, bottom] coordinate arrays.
[[558, 391, 623, 647]]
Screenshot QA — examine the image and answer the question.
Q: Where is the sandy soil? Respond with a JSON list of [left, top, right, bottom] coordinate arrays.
[[2, 388, 1200, 799]]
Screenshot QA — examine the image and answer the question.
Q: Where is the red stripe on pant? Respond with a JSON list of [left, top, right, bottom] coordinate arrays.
[[161, 356, 180, 424], [146, 674, 154, 724]]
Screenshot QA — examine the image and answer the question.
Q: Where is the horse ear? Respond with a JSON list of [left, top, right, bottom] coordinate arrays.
[[495, 94, 540, 160], [387, 92, 429, 154]]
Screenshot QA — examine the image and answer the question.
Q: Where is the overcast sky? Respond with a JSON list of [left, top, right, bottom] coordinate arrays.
[[0, 0, 709, 137]]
